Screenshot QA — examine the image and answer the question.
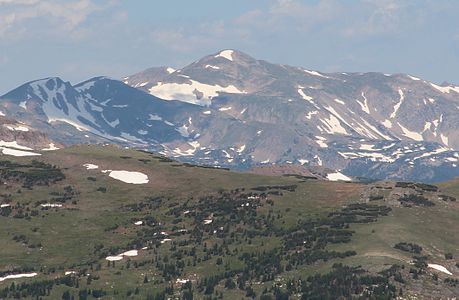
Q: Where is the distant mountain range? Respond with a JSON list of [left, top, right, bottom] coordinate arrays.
[[1, 49, 459, 182]]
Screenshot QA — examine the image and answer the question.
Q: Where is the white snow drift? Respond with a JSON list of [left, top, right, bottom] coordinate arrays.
[[327, 172, 352, 181], [428, 264, 453, 275], [40, 203, 63, 208], [0, 141, 41, 157], [42, 143, 59, 151], [148, 80, 245, 106], [102, 170, 149, 184], [215, 50, 234, 61], [105, 249, 139, 261], [0, 272, 38, 282], [1, 147, 41, 157], [83, 163, 99, 170]]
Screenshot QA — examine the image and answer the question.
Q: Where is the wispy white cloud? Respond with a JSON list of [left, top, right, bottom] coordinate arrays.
[[0, 0, 115, 38], [0, 0, 40, 4], [232, 0, 429, 39], [1, 0, 458, 92]]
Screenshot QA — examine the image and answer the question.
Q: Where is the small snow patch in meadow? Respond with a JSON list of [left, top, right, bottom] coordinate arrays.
[[176, 278, 190, 284], [105, 249, 138, 261], [203, 110, 211, 115], [161, 238, 172, 244], [134, 221, 143, 226], [203, 219, 213, 225], [428, 264, 453, 275], [83, 163, 99, 170], [1, 204, 11, 208], [65, 271, 77, 276], [106, 256, 123, 261], [120, 250, 138, 257], [327, 172, 352, 181], [0, 272, 38, 282], [104, 170, 149, 184], [40, 203, 63, 208], [219, 106, 232, 111]]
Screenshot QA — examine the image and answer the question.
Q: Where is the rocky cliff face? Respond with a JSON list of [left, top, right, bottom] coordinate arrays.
[[0, 114, 60, 156]]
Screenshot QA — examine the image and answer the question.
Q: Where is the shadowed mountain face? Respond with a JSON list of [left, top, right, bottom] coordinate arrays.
[[2, 50, 459, 182]]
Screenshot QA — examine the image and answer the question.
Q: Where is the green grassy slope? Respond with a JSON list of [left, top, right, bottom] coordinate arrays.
[[0, 145, 458, 299]]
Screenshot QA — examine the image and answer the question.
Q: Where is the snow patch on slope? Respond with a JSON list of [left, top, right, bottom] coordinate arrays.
[[390, 89, 405, 119], [215, 50, 234, 61], [42, 143, 59, 151], [148, 80, 245, 106], [205, 65, 220, 70], [0, 272, 38, 282], [357, 92, 370, 114], [304, 69, 330, 79], [398, 123, 423, 141], [327, 172, 351, 181], [30, 78, 98, 133], [430, 83, 459, 94], [1, 147, 41, 157], [428, 264, 453, 275], [297, 87, 314, 103], [104, 170, 149, 184]]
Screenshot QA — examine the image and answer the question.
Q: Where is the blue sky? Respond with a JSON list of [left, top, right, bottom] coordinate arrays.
[[1, 0, 459, 93]]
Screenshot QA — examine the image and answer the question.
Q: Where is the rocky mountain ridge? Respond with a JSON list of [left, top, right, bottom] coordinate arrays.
[[1, 50, 459, 182]]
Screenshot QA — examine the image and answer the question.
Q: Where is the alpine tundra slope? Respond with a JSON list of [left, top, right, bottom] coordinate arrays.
[[0, 145, 458, 298]]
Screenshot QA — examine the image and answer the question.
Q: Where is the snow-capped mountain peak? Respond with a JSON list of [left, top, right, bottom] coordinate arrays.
[[2, 50, 459, 182]]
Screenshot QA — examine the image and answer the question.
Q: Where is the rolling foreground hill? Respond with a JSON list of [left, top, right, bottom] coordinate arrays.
[[1, 50, 459, 182], [0, 145, 458, 299]]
